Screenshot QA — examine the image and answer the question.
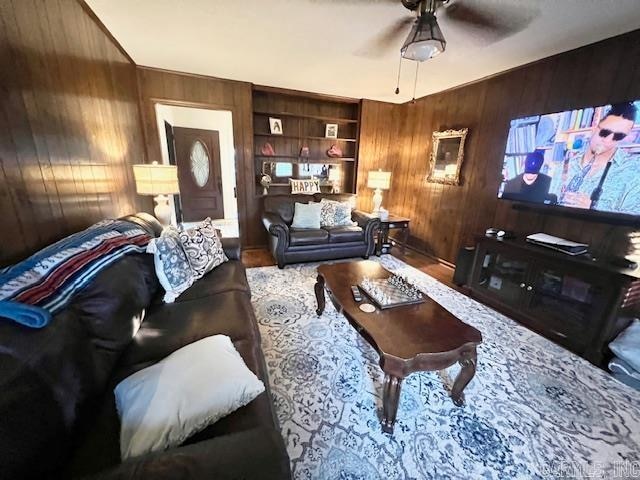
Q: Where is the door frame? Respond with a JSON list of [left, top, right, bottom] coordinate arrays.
[[150, 98, 245, 241]]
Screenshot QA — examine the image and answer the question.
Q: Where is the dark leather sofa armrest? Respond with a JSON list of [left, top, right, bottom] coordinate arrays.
[[262, 213, 290, 241], [221, 237, 241, 261], [85, 428, 291, 480], [352, 210, 381, 257], [351, 210, 376, 228]]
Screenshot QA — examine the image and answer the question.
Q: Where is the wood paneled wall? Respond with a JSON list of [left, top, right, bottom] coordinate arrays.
[[135, 67, 263, 247], [0, 0, 150, 265], [358, 30, 640, 265]]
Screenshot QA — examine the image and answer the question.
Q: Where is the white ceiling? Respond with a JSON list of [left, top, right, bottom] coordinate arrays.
[[87, 0, 640, 104]]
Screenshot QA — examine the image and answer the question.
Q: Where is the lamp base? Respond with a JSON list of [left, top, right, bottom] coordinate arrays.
[[153, 194, 173, 226], [371, 188, 383, 216]]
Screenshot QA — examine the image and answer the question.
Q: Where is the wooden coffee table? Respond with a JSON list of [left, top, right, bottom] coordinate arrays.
[[315, 260, 482, 433]]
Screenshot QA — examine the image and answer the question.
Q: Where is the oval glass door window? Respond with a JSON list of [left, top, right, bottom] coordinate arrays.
[[190, 140, 210, 187]]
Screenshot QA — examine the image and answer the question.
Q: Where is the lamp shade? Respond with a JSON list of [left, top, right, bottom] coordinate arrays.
[[133, 163, 179, 195], [401, 13, 446, 62], [367, 170, 391, 190]]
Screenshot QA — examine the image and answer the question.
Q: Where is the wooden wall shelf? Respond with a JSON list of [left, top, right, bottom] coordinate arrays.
[[254, 133, 357, 142], [252, 88, 361, 195], [253, 110, 358, 124]]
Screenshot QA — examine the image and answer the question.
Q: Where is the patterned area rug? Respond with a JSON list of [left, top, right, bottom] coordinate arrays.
[[246, 256, 640, 480]]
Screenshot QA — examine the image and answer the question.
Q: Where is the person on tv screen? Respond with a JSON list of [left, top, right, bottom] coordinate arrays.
[[560, 102, 640, 214], [501, 150, 553, 203]]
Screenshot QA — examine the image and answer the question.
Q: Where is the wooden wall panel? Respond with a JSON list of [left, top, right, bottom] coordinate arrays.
[[0, 0, 150, 265], [135, 67, 262, 247], [358, 29, 640, 265]]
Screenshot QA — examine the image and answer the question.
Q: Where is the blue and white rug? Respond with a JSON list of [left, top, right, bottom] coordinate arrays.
[[246, 256, 640, 480]]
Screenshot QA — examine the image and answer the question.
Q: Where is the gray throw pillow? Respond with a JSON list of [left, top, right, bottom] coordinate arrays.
[[115, 335, 265, 459], [291, 202, 322, 229], [178, 218, 228, 280], [609, 319, 640, 372]]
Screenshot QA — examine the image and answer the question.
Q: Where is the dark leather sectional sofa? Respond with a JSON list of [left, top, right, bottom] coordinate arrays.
[[0, 213, 290, 480], [262, 193, 380, 268]]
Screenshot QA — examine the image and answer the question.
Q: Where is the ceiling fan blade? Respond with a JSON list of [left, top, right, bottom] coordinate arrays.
[[354, 16, 414, 58], [439, 0, 539, 42]]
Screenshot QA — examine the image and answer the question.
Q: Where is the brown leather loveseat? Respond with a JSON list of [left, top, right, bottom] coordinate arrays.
[[261, 193, 380, 269], [0, 213, 291, 480]]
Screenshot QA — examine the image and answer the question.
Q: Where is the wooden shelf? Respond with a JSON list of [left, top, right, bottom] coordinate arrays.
[[254, 110, 358, 124], [255, 155, 355, 162], [252, 86, 360, 194], [254, 133, 357, 142]]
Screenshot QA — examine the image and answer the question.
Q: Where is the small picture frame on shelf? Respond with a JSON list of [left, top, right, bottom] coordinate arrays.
[[325, 123, 338, 139], [269, 117, 283, 135]]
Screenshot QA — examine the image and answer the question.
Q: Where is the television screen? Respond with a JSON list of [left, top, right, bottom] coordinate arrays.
[[498, 100, 640, 217]]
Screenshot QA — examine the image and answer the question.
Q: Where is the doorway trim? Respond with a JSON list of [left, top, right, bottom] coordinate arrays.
[[149, 98, 248, 244]]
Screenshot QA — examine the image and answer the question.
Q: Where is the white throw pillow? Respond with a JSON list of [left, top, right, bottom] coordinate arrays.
[[178, 218, 228, 280], [114, 335, 265, 460], [147, 227, 195, 303]]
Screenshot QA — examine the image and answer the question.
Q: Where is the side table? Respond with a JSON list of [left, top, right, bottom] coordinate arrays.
[[376, 215, 410, 256]]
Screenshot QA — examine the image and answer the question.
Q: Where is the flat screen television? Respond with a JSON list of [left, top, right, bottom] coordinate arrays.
[[498, 100, 640, 221]]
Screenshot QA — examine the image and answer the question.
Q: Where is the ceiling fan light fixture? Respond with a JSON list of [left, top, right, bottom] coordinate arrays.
[[401, 12, 446, 62]]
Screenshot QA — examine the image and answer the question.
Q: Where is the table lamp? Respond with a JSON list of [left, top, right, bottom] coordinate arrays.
[[328, 167, 341, 193], [132, 161, 180, 226], [367, 169, 391, 215]]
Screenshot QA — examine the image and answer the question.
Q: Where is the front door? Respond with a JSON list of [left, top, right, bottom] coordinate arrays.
[[173, 127, 224, 221]]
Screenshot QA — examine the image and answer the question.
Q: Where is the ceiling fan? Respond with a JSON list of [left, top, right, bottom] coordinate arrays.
[[353, 0, 539, 61]]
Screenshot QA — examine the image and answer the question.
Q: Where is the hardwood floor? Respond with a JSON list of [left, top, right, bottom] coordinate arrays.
[[241, 247, 458, 291]]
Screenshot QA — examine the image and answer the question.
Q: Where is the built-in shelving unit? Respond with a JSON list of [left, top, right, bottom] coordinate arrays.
[[252, 86, 361, 195]]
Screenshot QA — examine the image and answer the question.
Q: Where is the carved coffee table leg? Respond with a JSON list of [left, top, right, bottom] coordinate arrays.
[[451, 349, 477, 407], [315, 274, 326, 316], [381, 373, 403, 434]]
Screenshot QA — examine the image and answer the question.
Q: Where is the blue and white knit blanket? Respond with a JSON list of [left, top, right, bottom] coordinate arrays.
[[0, 219, 152, 327]]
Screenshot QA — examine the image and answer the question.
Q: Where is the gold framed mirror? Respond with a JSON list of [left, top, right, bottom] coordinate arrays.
[[427, 128, 468, 185]]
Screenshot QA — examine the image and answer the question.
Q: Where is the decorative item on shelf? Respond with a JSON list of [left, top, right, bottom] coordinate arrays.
[[328, 167, 341, 193], [260, 174, 272, 196], [132, 161, 180, 226], [326, 144, 343, 158], [427, 128, 468, 185], [325, 123, 338, 139], [290, 178, 321, 194], [367, 169, 391, 216], [268, 117, 283, 135], [261, 142, 275, 156], [379, 207, 389, 221], [299, 145, 310, 158]]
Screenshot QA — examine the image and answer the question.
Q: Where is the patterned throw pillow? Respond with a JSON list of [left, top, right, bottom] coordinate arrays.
[[320, 199, 355, 227], [147, 227, 194, 303], [178, 218, 228, 280]]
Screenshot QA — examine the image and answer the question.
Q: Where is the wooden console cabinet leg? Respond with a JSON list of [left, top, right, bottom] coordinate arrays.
[[451, 350, 477, 407], [315, 274, 326, 316], [381, 373, 403, 434]]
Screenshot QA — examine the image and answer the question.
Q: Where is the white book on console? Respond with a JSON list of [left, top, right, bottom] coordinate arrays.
[[525, 233, 588, 255]]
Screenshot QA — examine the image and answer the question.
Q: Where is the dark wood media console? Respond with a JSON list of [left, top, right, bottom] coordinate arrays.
[[469, 236, 640, 368]]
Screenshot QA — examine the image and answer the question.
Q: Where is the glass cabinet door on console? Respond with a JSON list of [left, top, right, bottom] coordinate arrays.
[[524, 263, 608, 348], [472, 248, 532, 309]]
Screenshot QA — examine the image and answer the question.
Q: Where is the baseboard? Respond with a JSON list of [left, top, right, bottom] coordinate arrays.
[[388, 235, 455, 269]]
